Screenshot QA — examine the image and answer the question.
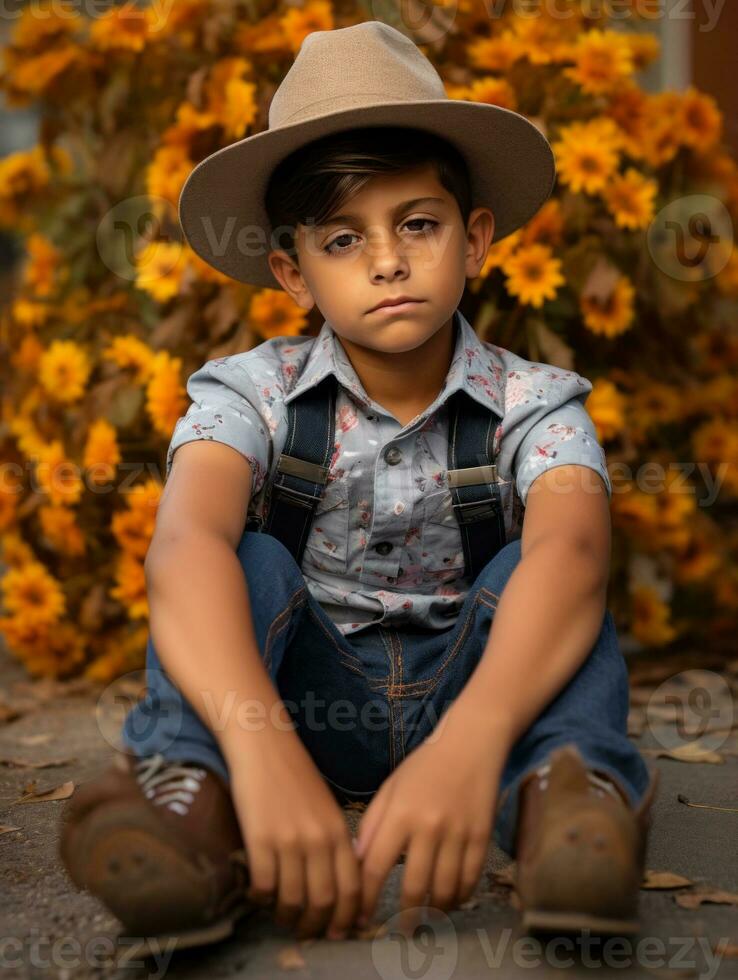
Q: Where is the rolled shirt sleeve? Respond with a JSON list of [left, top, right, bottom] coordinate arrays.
[[165, 358, 270, 497], [512, 394, 612, 506]]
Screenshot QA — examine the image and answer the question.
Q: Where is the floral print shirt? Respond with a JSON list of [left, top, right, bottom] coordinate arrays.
[[166, 309, 611, 636]]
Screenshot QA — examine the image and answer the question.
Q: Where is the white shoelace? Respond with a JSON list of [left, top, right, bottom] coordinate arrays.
[[134, 753, 208, 816], [533, 760, 624, 802]]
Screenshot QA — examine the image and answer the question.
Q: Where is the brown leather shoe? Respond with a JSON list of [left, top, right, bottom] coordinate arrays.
[[59, 750, 253, 953], [512, 743, 659, 935]]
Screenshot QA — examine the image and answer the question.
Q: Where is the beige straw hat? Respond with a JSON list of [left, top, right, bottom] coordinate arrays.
[[178, 20, 556, 290]]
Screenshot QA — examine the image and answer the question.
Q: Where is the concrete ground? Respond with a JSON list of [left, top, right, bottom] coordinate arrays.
[[0, 641, 736, 980]]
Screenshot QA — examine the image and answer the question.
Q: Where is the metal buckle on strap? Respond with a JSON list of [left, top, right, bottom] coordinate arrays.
[[447, 464, 499, 488], [271, 482, 326, 511], [448, 464, 504, 524], [451, 495, 500, 525], [277, 453, 330, 484]]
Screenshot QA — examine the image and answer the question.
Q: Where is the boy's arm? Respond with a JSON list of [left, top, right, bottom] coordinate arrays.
[[144, 441, 361, 940], [447, 462, 612, 749]]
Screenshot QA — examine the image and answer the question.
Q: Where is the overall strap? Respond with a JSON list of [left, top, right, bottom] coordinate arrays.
[[446, 389, 507, 580], [261, 374, 338, 566]]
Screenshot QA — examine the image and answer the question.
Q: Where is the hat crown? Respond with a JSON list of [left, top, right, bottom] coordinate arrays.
[[268, 21, 448, 130]]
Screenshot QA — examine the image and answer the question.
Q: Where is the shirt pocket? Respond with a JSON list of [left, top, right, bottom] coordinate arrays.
[[420, 487, 466, 573], [303, 478, 350, 575]]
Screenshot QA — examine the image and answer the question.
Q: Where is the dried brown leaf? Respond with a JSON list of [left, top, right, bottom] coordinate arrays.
[[641, 869, 693, 890], [675, 887, 738, 910], [15, 780, 75, 804], [0, 757, 76, 769], [642, 744, 724, 764], [713, 941, 738, 958], [528, 319, 575, 371], [16, 734, 52, 747], [0, 704, 20, 724], [277, 945, 306, 970], [581, 256, 620, 304]]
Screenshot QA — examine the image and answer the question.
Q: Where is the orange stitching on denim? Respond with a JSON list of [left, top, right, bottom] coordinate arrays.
[[363, 587, 500, 695], [305, 610, 367, 676], [264, 585, 307, 670], [338, 659, 365, 677], [394, 631, 406, 762], [406, 593, 484, 695], [377, 677, 437, 696], [307, 605, 357, 659], [378, 628, 396, 770]]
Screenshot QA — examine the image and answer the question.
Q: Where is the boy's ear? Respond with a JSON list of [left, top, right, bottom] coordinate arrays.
[[267, 249, 315, 311], [465, 206, 495, 279]]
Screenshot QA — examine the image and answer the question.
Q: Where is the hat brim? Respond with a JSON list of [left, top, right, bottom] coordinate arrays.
[[178, 99, 556, 290]]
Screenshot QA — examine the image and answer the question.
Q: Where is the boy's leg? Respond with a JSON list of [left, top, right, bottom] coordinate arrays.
[[120, 530, 391, 798], [399, 537, 652, 858]]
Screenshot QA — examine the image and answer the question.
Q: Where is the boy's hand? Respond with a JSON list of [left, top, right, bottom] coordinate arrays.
[[354, 709, 507, 930], [228, 723, 361, 940]]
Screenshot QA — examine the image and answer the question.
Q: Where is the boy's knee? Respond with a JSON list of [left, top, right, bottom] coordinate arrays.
[[236, 530, 305, 590], [474, 536, 522, 594]]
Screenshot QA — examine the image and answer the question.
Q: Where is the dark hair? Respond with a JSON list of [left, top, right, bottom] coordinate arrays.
[[264, 125, 474, 263]]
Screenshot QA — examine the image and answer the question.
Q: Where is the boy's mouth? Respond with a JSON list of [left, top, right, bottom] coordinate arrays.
[[367, 297, 425, 313]]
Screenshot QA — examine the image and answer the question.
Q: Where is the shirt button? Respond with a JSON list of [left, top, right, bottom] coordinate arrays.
[[393, 500, 405, 515], [384, 446, 403, 465], [375, 541, 393, 555]]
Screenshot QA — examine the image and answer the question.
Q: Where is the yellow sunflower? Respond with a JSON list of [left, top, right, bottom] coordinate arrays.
[[89, 1, 151, 53], [501, 243, 565, 309], [103, 335, 156, 384], [110, 552, 149, 620], [249, 290, 309, 339], [34, 440, 84, 507], [134, 240, 187, 303], [1, 560, 66, 625], [146, 352, 188, 439], [601, 168, 658, 230], [467, 31, 522, 73], [464, 77, 517, 111], [38, 339, 91, 403], [585, 377, 627, 442], [564, 28, 635, 95], [680, 86, 723, 153], [279, 0, 334, 55], [83, 419, 121, 485], [552, 119, 622, 195], [38, 504, 86, 556]]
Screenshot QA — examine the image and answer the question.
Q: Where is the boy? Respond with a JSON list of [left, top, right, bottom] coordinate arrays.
[[59, 21, 658, 950]]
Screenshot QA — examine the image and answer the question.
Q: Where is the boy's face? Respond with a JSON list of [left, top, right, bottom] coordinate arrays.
[[267, 163, 494, 355]]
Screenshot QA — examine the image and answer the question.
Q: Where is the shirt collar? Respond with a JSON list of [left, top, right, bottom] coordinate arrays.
[[284, 307, 505, 420]]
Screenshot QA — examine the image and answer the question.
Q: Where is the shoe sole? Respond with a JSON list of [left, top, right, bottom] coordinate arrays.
[[62, 800, 251, 945], [115, 907, 250, 966], [522, 907, 640, 935]]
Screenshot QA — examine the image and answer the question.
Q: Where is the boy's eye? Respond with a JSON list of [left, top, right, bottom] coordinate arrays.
[[323, 218, 438, 255]]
